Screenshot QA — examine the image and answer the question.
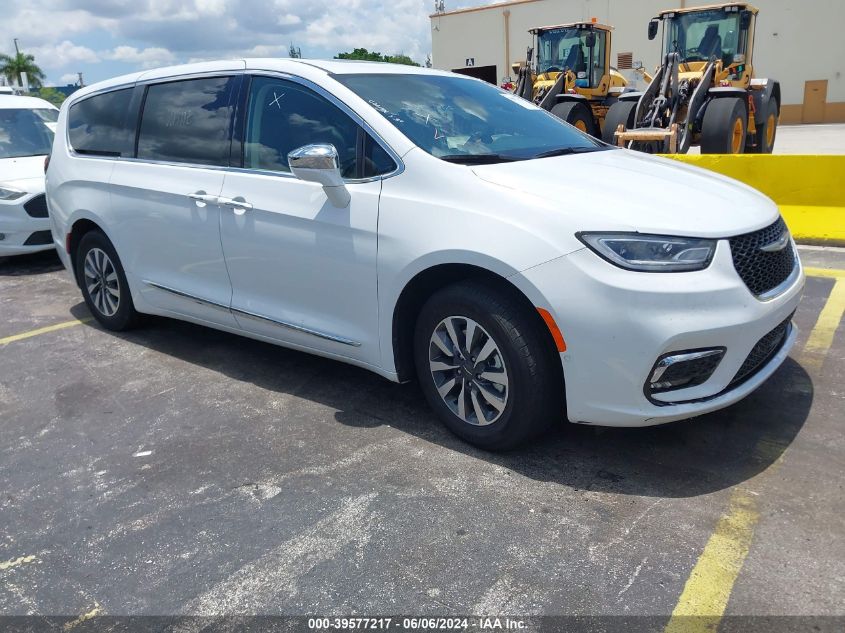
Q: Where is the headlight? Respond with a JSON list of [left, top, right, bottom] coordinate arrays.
[[578, 232, 716, 272], [0, 186, 27, 201]]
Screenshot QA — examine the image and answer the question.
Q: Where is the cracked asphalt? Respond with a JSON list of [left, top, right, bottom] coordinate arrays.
[[0, 247, 843, 629]]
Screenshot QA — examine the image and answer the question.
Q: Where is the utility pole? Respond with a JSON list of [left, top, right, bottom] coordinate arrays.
[[14, 38, 20, 55], [77, 72, 84, 87]]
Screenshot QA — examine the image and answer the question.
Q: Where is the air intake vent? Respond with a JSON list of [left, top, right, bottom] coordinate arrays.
[[617, 52, 633, 70], [23, 194, 49, 218]]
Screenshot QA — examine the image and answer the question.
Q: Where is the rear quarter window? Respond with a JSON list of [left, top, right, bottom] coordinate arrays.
[[68, 88, 135, 156]]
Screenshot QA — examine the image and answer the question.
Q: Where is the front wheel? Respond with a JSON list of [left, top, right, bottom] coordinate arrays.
[[701, 97, 747, 154], [413, 280, 564, 450], [748, 99, 778, 153], [75, 230, 141, 331], [551, 102, 597, 137], [602, 100, 637, 145]]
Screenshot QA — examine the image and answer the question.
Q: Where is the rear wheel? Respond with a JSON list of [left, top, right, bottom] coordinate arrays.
[[75, 230, 141, 331], [413, 281, 563, 451], [748, 99, 778, 153], [701, 97, 747, 154], [551, 102, 597, 137], [602, 100, 637, 145]]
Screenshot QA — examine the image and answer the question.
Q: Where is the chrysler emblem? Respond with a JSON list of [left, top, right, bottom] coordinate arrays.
[[760, 231, 790, 252]]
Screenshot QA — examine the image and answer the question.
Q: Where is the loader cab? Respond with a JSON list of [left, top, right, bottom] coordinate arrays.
[[532, 23, 611, 91], [651, 3, 757, 81]]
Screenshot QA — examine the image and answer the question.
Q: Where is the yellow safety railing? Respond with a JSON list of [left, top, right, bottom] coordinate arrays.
[[664, 155, 845, 246]]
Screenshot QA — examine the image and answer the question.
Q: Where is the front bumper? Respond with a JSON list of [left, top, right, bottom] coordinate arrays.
[[0, 193, 53, 256], [515, 239, 804, 427]]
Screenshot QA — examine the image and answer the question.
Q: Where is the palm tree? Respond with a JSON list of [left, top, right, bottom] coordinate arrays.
[[0, 51, 46, 90]]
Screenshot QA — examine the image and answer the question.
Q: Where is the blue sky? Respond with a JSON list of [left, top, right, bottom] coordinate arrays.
[[2, 0, 487, 87]]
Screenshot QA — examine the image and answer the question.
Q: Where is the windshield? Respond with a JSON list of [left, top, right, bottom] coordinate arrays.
[[0, 108, 57, 158], [665, 10, 744, 65], [335, 73, 605, 162]]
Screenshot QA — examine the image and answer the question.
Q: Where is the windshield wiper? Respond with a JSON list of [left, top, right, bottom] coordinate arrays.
[[439, 153, 523, 165], [530, 146, 611, 159]]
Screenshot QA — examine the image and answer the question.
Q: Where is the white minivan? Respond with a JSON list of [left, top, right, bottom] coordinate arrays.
[[0, 95, 59, 256], [47, 60, 803, 449]]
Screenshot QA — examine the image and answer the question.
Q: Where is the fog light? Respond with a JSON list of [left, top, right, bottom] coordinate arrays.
[[648, 348, 725, 394]]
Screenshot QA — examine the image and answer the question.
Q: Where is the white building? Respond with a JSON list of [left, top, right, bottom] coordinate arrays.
[[430, 0, 845, 124]]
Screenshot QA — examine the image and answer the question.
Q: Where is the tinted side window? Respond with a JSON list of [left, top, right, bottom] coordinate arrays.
[[68, 88, 134, 156], [363, 134, 397, 178], [137, 76, 236, 166], [243, 77, 359, 178]]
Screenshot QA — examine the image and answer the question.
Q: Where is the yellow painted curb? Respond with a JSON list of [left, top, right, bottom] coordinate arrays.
[[663, 155, 845, 246]]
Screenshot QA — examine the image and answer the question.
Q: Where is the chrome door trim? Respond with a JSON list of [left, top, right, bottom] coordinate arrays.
[[142, 280, 361, 347], [231, 307, 362, 347], [143, 279, 231, 311]]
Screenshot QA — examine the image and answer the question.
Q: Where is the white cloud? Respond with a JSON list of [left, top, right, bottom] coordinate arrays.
[[107, 45, 176, 68], [1, 0, 463, 82], [59, 72, 80, 84], [31, 40, 100, 65]]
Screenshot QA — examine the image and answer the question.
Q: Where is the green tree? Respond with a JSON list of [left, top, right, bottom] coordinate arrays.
[[0, 51, 46, 89], [335, 48, 420, 66], [37, 87, 66, 107], [384, 54, 420, 67]]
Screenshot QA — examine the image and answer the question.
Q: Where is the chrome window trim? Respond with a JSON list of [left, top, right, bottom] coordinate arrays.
[[67, 68, 405, 181], [66, 70, 244, 163], [143, 279, 361, 347]]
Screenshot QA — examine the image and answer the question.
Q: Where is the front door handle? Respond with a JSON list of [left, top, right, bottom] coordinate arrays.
[[219, 197, 253, 215], [187, 192, 219, 206]]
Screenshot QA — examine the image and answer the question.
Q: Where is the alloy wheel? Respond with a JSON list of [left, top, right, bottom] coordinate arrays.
[[83, 247, 120, 317], [428, 316, 509, 426]]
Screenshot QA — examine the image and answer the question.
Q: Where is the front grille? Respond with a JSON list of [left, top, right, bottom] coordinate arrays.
[[23, 194, 49, 218], [729, 216, 796, 297], [23, 230, 53, 246], [730, 315, 793, 387]]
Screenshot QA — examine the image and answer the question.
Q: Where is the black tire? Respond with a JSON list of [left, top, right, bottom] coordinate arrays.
[[75, 230, 141, 331], [602, 100, 637, 145], [413, 280, 564, 451], [551, 102, 597, 137], [748, 99, 778, 154], [700, 97, 747, 154]]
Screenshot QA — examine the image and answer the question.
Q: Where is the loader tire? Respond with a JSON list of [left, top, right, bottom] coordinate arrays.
[[748, 99, 778, 154], [602, 101, 637, 146], [551, 102, 596, 137], [701, 97, 747, 154]]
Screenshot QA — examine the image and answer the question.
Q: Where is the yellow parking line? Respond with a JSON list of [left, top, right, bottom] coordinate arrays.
[[804, 267, 845, 279], [664, 490, 758, 633], [63, 603, 102, 630], [0, 554, 37, 571], [801, 277, 845, 372], [0, 318, 91, 346], [665, 276, 844, 632]]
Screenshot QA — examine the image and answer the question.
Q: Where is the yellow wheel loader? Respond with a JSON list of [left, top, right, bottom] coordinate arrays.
[[607, 3, 780, 154], [513, 21, 646, 139]]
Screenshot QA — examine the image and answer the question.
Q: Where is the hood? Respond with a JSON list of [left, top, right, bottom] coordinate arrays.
[[471, 149, 779, 238], [0, 156, 47, 193]]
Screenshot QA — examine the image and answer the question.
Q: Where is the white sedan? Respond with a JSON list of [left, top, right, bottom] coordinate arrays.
[[47, 60, 803, 449], [0, 95, 59, 256]]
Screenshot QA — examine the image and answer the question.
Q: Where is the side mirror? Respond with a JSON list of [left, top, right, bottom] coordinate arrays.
[[648, 19, 659, 41], [585, 32, 596, 48], [288, 144, 350, 208], [740, 10, 751, 30]]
